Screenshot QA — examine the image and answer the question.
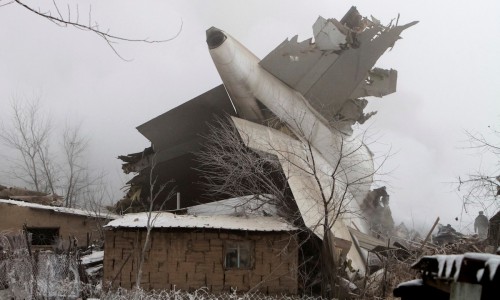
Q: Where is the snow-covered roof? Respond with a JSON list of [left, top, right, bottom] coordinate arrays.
[[413, 252, 500, 283], [105, 211, 297, 232], [187, 195, 277, 216], [0, 198, 119, 219]]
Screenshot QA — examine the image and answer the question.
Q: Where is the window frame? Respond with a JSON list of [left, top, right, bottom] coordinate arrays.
[[223, 240, 254, 270], [26, 227, 60, 246]]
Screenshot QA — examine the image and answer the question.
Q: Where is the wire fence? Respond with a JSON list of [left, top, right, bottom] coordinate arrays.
[[1, 240, 324, 300], [3, 252, 80, 299], [0, 231, 80, 299], [0, 231, 330, 300], [98, 287, 325, 300]]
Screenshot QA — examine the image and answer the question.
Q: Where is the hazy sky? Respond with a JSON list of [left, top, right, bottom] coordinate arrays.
[[0, 0, 498, 233]]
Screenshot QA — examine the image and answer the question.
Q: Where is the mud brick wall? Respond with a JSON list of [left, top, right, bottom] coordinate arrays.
[[103, 228, 298, 294], [0, 202, 109, 248]]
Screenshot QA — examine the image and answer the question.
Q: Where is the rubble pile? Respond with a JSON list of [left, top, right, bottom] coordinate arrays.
[[0, 184, 63, 206], [386, 222, 489, 257], [351, 221, 497, 299], [79, 249, 104, 295]]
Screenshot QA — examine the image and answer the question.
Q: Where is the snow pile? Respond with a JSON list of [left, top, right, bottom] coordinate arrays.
[[81, 251, 104, 265]]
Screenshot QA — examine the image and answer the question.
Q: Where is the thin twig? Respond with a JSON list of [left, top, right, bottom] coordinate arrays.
[[14, 0, 183, 60]]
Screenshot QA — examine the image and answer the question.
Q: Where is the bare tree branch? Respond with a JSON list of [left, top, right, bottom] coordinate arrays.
[[457, 124, 500, 215], [12, 0, 183, 60], [0, 1, 14, 8], [61, 122, 90, 207], [0, 94, 110, 208], [0, 96, 52, 192], [195, 115, 388, 296]]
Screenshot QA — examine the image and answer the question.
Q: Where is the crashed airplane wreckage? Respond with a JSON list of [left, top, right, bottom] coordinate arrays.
[[117, 7, 416, 279]]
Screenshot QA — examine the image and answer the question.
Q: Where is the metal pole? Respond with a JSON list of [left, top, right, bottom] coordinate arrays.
[[382, 238, 390, 298], [418, 217, 440, 255]]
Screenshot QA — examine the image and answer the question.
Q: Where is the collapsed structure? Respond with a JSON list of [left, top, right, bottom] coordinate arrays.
[[115, 7, 416, 292]]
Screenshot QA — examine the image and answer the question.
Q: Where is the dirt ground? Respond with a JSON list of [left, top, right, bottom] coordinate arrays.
[[0, 289, 13, 300]]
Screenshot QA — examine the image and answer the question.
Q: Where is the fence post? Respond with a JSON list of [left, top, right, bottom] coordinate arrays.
[[23, 223, 39, 299]]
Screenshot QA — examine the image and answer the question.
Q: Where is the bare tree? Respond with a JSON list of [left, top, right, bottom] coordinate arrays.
[[0, 95, 109, 209], [196, 116, 387, 297], [135, 153, 174, 292], [0, 95, 53, 193], [78, 175, 117, 247], [195, 118, 293, 215], [61, 122, 89, 207], [0, 0, 182, 59], [37, 139, 58, 195], [458, 125, 500, 215], [59, 122, 110, 209]]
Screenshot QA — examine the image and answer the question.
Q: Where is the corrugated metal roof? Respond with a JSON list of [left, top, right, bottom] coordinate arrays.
[[348, 226, 389, 251], [0, 199, 119, 219], [186, 195, 277, 217], [104, 211, 297, 232]]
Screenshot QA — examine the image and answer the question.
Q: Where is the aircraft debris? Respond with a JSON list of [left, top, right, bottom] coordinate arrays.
[[259, 7, 417, 131], [118, 6, 417, 280]]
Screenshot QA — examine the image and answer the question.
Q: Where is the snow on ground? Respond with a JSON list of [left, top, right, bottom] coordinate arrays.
[[81, 250, 104, 265]]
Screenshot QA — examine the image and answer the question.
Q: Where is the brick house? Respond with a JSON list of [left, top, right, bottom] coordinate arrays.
[[488, 210, 500, 249], [0, 199, 117, 249], [103, 212, 299, 294]]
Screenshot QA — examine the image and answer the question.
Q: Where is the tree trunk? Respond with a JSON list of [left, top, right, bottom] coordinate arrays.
[[321, 230, 337, 298]]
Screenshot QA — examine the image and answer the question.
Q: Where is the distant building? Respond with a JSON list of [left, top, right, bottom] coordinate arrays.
[[0, 199, 116, 249], [103, 211, 298, 294]]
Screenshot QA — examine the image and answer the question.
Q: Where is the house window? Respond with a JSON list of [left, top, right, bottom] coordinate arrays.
[[27, 227, 59, 246], [224, 241, 253, 269]]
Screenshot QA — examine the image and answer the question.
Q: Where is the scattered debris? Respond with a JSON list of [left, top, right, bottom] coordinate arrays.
[[79, 250, 104, 291], [434, 223, 463, 245], [361, 186, 395, 235], [0, 185, 63, 206]]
